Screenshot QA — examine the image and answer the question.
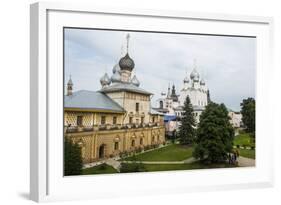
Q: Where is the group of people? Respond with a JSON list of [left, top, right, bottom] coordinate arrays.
[[228, 149, 240, 165]]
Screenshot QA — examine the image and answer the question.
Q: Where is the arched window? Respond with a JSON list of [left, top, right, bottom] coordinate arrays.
[[114, 142, 119, 150], [159, 101, 163, 109], [131, 140, 135, 147]]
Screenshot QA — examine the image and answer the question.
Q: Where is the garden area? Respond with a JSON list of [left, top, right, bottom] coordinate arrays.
[[237, 148, 255, 159], [121, 161, 237, 173], [233, 132, 255, 159], [122, 144, 193, 162], [81, 131, 255, 175], [233, 132, 255, 148]]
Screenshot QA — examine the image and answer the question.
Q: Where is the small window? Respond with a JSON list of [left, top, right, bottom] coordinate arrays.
[[77, 116, 83, 126], [159, 101, 163, 109], [131, 140, 135, 147], [140, 138, 143, 145], [114, 142, 119, 150], [152, 116, 155, 123], [113, 116, 117, 125], [136, 102, 139, 112], [152, 136, 155, 143], [101, 116, 106, 125], [129, 117, 133, 124], [141, 117, 144, 124]]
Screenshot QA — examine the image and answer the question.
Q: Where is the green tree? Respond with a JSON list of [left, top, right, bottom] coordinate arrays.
[[193, 102, 234, 163], [240, 98, 255, 133], [178, 96, 196, 145], [64, 138, 83, 176]]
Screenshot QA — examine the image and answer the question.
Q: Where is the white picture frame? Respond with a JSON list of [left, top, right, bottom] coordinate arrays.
[[30, 2, 274, 202]]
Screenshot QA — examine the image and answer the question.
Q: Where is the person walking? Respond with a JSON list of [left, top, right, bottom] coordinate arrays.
[[236, 149, 240, 158], [228, 153, 231, 164]]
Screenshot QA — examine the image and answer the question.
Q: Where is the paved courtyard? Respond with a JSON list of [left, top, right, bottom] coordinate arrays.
[[237, 156, 255, 167]]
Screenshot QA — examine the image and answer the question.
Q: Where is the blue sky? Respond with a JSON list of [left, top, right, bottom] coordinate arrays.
[[64, 28, 256, 111]]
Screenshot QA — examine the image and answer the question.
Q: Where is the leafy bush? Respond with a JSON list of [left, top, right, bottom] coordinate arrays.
[[100, 163, 107, 170], [120, 162, 146, 173], [243, 144, 248, 149]]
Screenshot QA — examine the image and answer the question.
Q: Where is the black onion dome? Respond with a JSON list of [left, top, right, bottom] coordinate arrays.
[[119, 53, 135, 71]]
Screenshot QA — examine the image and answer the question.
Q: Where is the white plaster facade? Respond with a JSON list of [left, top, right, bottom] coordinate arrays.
[[228, 111, 243, 128]]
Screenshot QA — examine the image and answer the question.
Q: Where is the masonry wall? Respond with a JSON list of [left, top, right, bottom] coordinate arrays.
[[65, 126, 166, 163], [106, 91, 151, 124]]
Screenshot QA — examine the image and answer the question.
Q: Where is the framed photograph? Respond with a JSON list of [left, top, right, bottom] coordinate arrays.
[[30, 2, 274, 202]]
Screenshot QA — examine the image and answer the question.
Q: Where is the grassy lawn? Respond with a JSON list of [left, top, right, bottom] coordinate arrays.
[[82, 163, 118, 175], [238, 148, 255, 159], [121, 161, 236, 173], [123, 144, 193, 161], [234, 133, 255, 147]]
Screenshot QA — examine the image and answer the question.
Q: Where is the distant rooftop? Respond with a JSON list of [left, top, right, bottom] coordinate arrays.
[[150, 108, 165, 116]]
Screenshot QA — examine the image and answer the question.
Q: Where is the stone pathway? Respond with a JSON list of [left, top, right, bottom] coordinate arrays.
[[105, 158, 121, 171], [237, 156, 255, 167], [183, 157, 196, 163], [122, 157, 196, 165], [83, 156, 121, 169]]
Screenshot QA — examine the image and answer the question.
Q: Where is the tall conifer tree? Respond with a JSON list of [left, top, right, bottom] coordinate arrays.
[[178, 96, 196, 145]]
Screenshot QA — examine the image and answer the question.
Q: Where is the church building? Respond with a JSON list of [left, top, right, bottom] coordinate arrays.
[[155, 60, 210, 124], [64, 34, 165, 163]]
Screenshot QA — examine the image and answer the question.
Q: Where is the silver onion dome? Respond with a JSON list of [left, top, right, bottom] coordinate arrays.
[[100, 73, 111, 86], [183, 76, 190, 83], [131, 75, 140, 87], [200, 79, 206, 85], [193, 76, 199, 82], [119, 53, 135, 71], [190, 68, 200, 80], [111, 70, 121, 83], [112, 63, 120, 74]]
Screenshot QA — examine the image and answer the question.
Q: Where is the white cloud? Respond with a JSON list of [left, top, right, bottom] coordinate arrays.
[[64, 28, 256, 111]]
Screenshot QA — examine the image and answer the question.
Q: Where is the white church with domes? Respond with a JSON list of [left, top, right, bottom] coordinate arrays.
[[154, 60, 210, 124]]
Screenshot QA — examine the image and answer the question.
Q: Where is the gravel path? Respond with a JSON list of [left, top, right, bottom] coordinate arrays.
[[237, 156, 255, 167], [122, 157, 196, 164]]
